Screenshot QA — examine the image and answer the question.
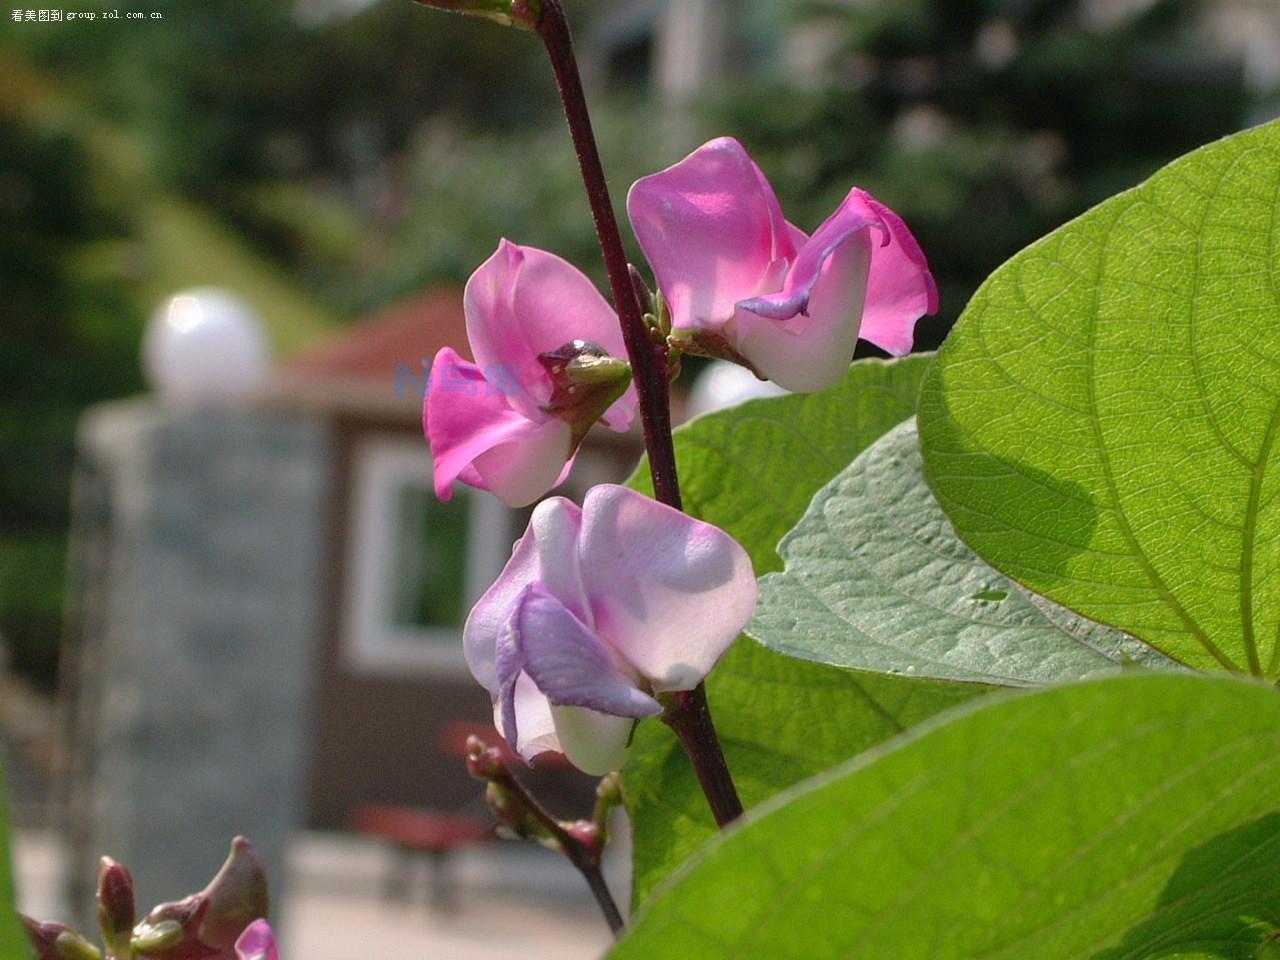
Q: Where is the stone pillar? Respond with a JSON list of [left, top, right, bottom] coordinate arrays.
[[59, 400, 329, 924], [654, 0, 730, 147], [655, 0, 729, 104]]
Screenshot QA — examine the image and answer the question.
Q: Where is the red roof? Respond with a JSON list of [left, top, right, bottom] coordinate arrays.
[[275, 287, 471, 418], [285, 286, 472, 384]]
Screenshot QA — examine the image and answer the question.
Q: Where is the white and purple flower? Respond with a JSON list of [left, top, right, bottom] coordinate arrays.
[[465, 484, 757, 775]]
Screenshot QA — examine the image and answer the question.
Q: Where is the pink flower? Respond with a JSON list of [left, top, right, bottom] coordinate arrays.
[[627, 136, 937, 392], [235, 920, 279, 960], [425, 240, 638, 507], [465, 485, 756, 775]]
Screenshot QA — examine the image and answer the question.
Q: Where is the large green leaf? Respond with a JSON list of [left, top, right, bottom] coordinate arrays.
[[624, 357, 986, 906], [750, 418, 1183, 685], [918, 120, 1280, 677], [612, 674, 1280, 960]]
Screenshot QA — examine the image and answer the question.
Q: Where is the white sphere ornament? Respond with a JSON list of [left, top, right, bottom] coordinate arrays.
[[143, 288, 273, 403]]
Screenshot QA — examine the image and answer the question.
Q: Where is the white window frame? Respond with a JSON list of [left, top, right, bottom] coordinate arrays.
[[342, 434, 510, 677]]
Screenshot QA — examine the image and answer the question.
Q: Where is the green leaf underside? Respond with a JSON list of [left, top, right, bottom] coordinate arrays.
[[918, 119, 1280, 677], [611, 674, 1280, 960], [750, 418, 1184, 685], [625, 356, 987, 907]]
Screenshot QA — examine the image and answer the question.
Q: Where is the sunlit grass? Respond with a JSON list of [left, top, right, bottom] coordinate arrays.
[[136, 197, 341, 356]]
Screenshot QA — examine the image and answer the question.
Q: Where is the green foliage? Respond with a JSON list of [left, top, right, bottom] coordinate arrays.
[[749, 419, 1182, 685], [372, 105, 655, 304], [624, 357, 987, 906], [918, 118, 1280, 677], [715, 0, 1253, 349], [0, 537, 67, 682], [613, 674, 1280, 960], [0, 762, 20, 960], [0, 112, 141, 686]]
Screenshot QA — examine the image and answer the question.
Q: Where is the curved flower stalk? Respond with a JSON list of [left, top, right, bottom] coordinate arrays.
[[425, 240, 638, 507], [465, 484, 757, 775], [628, 136, 938, 392]]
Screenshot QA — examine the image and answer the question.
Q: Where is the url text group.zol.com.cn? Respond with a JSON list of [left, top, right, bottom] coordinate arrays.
[[11, 9, 164, 21]]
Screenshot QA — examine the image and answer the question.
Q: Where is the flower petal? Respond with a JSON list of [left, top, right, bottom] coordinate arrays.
[[493, 672, 562, 764], [518, 588, 662, 719], [493, 603, 577, 765], [733, 228, 873, 392], [235, 921, 279, 960], [495, 614, 526, 754], [579, 486, 757, 692], [425, 347, 573, 506], [734, 196, 880, 325], [850, 189, 938, 356], [465, 240, 634, 425], [468, 420, 574, 507], [628, 137, 795, 334], [549, 705, 635, 776], [464, 497, 586, 693]]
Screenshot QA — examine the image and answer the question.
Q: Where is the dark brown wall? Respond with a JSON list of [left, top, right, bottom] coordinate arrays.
[[305, 414, 598, 830]]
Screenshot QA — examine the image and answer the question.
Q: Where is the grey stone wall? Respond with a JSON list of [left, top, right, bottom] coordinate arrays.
[[61, 400, 330, 924]]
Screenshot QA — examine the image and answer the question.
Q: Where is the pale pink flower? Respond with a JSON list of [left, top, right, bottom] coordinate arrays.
[[628, 136, 937, 391], [465, 485, 756, 775]]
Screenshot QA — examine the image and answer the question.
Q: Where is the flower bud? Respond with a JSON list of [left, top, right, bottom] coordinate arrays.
[[563, 819, 603, 859], [133, 837, 268, 959], [96, 857, 135, 955], [484, 780, 554, 844], [411, 0, 541, 30], [537, 339, 632, 445], [464, 735, 504, 781], [130, 920, 183, 954], [21, 917, 103, 960], [627, 263, 655, 318], [197, 837, 270, 953], [595, 771, 623, 807]]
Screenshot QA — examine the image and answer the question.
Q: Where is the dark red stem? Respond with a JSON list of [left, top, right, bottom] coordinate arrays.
[[661, 684, 744, 827], [534, 0, 747, 828], [536, 0, 681, 509], [487, 758, 625, 935]]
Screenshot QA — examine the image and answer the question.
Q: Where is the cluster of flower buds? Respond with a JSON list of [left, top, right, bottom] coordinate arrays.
[[22, 838, 278, 960], [465, 734, 623, 853]]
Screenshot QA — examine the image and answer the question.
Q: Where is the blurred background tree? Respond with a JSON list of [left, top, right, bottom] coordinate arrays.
[[719, 0, 1260, 347], [0, 0, 1274, 688]]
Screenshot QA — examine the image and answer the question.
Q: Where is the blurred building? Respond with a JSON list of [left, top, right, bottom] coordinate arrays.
[[276, 288, 638, 829], [56, 285, 643, 921]]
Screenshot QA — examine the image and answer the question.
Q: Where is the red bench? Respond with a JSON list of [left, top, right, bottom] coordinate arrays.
[[348, 721, 566, 911], [350, 803, 496, 910]]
